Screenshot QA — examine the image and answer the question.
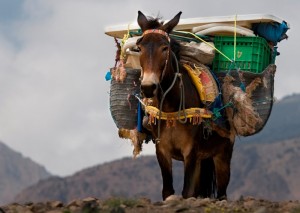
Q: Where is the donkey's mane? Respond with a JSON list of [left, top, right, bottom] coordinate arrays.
[[145, 16, 164, 29]]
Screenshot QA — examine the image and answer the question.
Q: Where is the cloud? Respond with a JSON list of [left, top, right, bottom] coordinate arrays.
[[0, 0, 157, 176], [0, 0, 298, 176]]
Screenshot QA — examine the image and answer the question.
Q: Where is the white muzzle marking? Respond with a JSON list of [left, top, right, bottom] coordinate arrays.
[[141, 72, 159, 86]]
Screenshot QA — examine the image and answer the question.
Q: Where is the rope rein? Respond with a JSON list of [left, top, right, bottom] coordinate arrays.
[[156, 50, 186, 143], [138, 28, 231, 142], [139, 29, 188, 143], [174, 53, 188, 124]]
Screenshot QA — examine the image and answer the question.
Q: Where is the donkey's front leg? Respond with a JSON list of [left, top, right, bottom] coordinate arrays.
[[182, 152, 201, 198], [156, 146, 174, 200]]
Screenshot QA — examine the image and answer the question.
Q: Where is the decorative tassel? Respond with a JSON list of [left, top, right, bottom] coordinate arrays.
[[118, 128, 146, 158], [137, 101, 143, 132]]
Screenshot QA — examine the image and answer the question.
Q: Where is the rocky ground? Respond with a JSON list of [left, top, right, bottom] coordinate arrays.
[[1, 196, 300, 213]]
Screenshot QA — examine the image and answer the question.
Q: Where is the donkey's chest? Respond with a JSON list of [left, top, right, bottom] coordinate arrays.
[[156, 124, 200, 156]]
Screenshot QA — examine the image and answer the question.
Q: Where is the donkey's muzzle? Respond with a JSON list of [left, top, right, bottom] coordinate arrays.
[[141, 83, 157, 98]]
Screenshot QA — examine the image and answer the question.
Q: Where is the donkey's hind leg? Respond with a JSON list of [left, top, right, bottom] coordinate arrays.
[[156, 148, 175, 200], [213, 140, 233, 200]]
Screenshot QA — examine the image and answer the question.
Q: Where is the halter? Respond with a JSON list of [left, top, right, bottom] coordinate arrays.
[[139, 29, 187, 142], [142, 29, 171, 43]]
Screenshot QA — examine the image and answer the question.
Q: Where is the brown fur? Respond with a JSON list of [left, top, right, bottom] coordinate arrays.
[[137, 11, 234, 200]]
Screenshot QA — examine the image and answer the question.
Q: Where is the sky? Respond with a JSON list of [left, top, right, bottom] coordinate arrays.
[[0, 0, 298, 176]]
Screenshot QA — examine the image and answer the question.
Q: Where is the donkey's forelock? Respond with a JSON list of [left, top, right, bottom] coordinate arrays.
[[145, 16, 164, 29], [138, 11, 182, 34]]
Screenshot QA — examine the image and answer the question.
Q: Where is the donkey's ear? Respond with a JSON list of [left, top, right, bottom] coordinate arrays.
[[137, 11, 149, 32], [162, 11, 182, 33]]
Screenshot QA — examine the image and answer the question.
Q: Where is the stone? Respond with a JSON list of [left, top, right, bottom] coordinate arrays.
[[192, 198, 210, 207], [253, 207, 268, 213], [137, 197, 151, 205], [82, 197, 98, 202], [216, 199, 227, 207], [165, 195, 183, 202], [185, 197, 196, 202], [45, 210, 63, 213], [67, 199, 82, 207], [49, 201, 64, 208], [243, 200, 256, 209]]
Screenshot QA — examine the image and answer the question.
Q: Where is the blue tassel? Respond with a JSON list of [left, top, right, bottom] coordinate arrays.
[[240, 82, 246, 92], [137, 101, 143, 132], [105, 71, 111, 81]]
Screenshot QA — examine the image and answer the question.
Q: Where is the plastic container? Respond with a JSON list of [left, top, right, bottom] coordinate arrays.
[[213, 36, 272, 73]]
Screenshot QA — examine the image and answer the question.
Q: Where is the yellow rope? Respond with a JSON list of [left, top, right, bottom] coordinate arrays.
[[120, 23, 131, 60], [234, 14, 237, 61]]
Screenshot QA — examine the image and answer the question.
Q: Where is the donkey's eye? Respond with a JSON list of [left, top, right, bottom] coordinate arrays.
[[162, 46, 169, 52], [136, 46, 141, 52]]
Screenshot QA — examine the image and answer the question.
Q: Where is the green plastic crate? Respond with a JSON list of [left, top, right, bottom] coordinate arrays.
[[212, 36, 272, 73]]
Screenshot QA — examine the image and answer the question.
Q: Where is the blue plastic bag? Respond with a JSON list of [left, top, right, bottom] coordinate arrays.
[[252, 21, 289, 45]]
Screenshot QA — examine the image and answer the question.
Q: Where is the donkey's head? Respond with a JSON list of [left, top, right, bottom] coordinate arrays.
[[137, 11, 182, 98]]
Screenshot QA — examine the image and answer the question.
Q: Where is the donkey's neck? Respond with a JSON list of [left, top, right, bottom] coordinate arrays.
[[158, 82, 180, 112], [157, 63, 201, 113], [156, 54, 180, 112]]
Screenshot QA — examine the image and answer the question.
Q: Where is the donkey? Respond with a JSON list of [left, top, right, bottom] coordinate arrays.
[[137, 11, 234, 200]]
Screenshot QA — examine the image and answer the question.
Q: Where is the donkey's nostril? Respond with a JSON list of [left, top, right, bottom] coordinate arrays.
[[151, 84, 157, 91], [141, 83, 157, 98]]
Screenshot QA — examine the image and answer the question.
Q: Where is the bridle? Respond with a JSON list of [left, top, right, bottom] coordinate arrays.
[[138, 29, 187, 142], [142, 29, 170, 42]]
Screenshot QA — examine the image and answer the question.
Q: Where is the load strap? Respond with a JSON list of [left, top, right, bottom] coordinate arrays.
[[144, 105, 212, 126]]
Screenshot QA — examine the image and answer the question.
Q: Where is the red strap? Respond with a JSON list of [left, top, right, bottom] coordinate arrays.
[[142, 29, 170, 42]]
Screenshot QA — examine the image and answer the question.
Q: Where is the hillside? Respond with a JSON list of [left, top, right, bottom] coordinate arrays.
[[229, 138, 300, 200], [241, 93, 300, 143], [13, 94, 300, 204], [0, 142, 51, 205], [15, 137, 300, 203], [14, 156, 164, 203], [13, 93, 300, 204]]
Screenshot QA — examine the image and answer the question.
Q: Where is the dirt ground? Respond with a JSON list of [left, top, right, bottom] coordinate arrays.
[[1, 196, 300, 213]]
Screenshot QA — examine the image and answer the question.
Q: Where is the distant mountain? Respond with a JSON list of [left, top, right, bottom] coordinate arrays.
[[0, 142, 51, 205], [15, 137, 300, 203], [15, 156, 165, 203], [240, 93, 300, 143], [14, 93, 300, 203], [229, 138, 300, 201]]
